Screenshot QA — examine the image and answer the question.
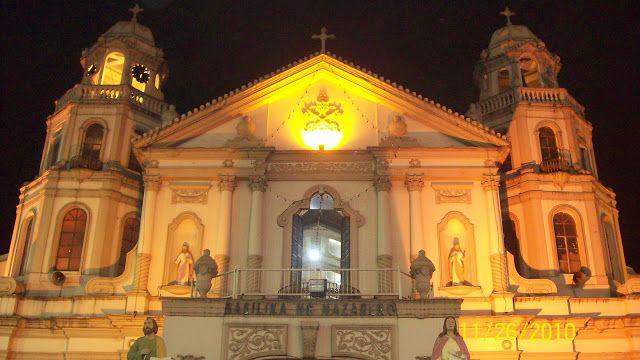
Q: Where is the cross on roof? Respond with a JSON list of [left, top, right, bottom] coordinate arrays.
[[129, 4, 144, 22], [312, 27, 335, 54], [500, 7, 515, 26]]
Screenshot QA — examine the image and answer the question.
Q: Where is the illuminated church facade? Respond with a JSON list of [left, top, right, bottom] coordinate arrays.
[[0, 7, 638, 360]]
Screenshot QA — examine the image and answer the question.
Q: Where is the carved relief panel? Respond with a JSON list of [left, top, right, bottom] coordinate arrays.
[[332, 325, 395, 360], [431, 182, 473, 204], [225, 323, 288, 360]]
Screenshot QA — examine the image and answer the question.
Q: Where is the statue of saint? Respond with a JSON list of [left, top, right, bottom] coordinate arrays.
[[175, 242, 194, 285], [448, 238, 465, 286], [127, 317, 166, 360], [431, 316, 470, 360], [410, 249, 436, 299]]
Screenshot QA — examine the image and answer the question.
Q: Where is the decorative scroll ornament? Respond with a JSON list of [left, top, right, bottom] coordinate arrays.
[[332, 325, 394, 360], [436, 189, 471, 204], [268, 161, 373, 175], [301, 88, 343, 150], [226, 324, 287, 360], [169, 183, 211, 204]]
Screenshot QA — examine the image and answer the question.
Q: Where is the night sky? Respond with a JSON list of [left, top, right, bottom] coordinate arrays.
[[1, 1, 638, 271]]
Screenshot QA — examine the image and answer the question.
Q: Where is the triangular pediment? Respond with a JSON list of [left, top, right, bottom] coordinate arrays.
[[135, 54, 507, 152]]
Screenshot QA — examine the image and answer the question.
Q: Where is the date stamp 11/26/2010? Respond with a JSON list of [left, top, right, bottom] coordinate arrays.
[[459, 320, 577, 342]]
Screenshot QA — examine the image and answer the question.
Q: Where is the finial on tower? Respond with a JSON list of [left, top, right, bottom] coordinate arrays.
[[129, 4, 144, 22], [312, 27, 335, 53], [500, 7, 515, 26]]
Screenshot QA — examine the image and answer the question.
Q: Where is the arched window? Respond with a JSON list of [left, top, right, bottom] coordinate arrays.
[[116, 217, 140, 276], [100, 52, 125, 85], [55, 208, 87, 271], [309, 192, 334, 210], [18, 217, 35, 275], [519, 58, 542, 87], [497, 68, 510, 92], [538, 127, 559, 162], [81, 123, 104, 163], [553, 212, 580, 273]]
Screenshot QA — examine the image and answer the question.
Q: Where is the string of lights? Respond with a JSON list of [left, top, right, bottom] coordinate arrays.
[[265, 183, 375, 206]]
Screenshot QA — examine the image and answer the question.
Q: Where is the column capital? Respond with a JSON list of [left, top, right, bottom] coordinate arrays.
[[249, 175, 267, 192], [405, 174, 424, 192], [481, 175, 500, 191], [219, 175, 236, 192], [143, 175, 161, 191], [374, 176, 392, 192]]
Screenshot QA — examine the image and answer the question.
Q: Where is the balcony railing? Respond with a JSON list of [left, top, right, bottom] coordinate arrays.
[[67, 154, 103, 171], [540, 149, 573, 173], [54, 84, 169, 115], [475, 87, 585, 118], [205, 267, 415, 299]]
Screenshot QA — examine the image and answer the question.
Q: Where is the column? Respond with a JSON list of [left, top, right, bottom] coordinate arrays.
[[374, 176, 393, 293], [134, 175, 161, 292], [246, 176, 266, 293], [214, 175, 235, 295], [405, 174, 424, 259], [481, 175, 508, 293]]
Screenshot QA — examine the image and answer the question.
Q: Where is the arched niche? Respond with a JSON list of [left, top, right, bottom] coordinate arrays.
[[437, 211, 478, 287], [163, 212, 204, 285], [277, 185, 365, 283]]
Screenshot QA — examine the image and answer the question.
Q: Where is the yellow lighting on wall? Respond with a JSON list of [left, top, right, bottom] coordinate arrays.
[[301, 88, 343, 150]]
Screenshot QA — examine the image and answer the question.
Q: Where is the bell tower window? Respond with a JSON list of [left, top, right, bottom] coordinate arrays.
[[519, 58, 542, 87], [100, 52, 125, 85], [553, 212, 581, 274], [81, 124, 104, 164], [538, 127, 559, 162], [55, 208, 88, 271], [497, 68, 510, 93]]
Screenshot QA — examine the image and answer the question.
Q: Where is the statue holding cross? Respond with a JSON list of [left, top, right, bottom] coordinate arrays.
[[312, 27, 335, 53]]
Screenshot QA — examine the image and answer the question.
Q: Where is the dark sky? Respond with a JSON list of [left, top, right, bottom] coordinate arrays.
[[1, 1, 639, 271]]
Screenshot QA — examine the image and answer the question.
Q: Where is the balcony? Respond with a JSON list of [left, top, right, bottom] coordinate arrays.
[[202, 267, 415, 299], [540, 149, 573, 173], [68, 154, 103, 171], [475, 87, 586, 118], [54, 84, 168, 115]]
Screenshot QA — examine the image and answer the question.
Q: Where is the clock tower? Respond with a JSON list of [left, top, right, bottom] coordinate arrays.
[[4, 6, 170, 292]]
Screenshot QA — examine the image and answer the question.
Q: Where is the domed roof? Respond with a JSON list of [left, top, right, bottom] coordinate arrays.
[[102, 19, 155, 45], [489, 24, 539, 48]]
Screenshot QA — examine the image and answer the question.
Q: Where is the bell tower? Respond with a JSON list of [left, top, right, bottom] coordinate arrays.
[[4, 5, 169, 290], [467, 8, 628, 294]]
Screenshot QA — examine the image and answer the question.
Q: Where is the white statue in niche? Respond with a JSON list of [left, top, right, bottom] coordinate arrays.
[[448, 238, 467, 286], [174, 242, 194, 285]]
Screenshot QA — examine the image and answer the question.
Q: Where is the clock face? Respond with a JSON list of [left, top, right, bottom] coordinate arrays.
[[131, 64, 150, 83], [87, 64, 98, 76]]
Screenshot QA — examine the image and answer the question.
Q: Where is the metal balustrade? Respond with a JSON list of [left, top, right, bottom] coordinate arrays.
[[202, 267, 416, 299], [540, 149, 573, 173]]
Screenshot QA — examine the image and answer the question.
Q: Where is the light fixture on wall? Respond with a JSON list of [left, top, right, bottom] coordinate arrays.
[[301, 88, 343, 150]]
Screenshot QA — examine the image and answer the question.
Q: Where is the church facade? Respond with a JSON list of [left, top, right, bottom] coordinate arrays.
[[0, 7, 639, 360]]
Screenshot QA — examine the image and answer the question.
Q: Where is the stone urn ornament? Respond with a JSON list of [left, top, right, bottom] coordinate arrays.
[[193, 249, 218, 298], [410, 249, 436, 299]]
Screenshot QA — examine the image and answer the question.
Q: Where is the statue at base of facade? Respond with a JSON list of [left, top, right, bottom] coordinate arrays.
[[410, 249, 436, 299], [127, 317, 166, 360], [174, 242, 194, 285], [447, 238, 466, 286], [193, 249, 218, 297], [431, 316, 470, 360]]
